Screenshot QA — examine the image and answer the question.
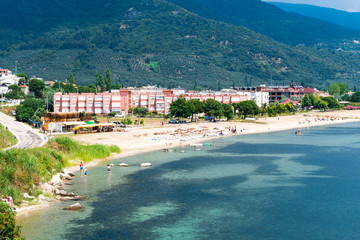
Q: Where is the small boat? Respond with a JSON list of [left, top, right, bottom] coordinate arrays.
[[189, 143, 203, 147], [119, 163, 128, 167], [196, 148, 201, 151], [140, 162, 152, 167]]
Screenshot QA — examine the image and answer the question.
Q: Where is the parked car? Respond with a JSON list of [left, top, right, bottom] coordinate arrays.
[[110, 121, 126, 128], [168, 119, 179, 124], [114, 114, 125, 118]]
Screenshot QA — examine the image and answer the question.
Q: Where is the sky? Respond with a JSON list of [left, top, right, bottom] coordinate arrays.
[[263, 0, 360, 12]]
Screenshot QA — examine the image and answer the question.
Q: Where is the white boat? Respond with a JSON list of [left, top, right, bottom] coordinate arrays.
[[119, 163, 128, 167], [189, 143, 203, 147], [140, 162, 152, 167]]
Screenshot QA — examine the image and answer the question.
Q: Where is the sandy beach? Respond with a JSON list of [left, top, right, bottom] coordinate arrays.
[[73, 110, 360, 160], [16, 110, 360, 216]]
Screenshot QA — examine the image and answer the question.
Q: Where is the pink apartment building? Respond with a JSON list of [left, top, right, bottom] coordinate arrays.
[[53, 87, 252, 115]]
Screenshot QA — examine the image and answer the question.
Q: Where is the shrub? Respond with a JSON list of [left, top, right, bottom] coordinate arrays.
[[0, 202, 23, 239]]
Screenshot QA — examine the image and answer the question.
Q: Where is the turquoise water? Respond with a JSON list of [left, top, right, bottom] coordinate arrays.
[[19, 123, 360, 239]]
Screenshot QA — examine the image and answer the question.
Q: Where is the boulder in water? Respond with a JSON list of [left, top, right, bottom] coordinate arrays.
[[63, 203, 82, 210]]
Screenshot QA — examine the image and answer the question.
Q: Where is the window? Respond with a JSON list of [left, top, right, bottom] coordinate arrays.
[[112, 96, 120, 101], [141, 101, 148, 105], [95, 109, 103, 114], [133, 96, 139, 99], [56, 102, 60, 106], [72, 97, 77, 101], [78, 96, 86, 101], [156, 96, 164, 100], [62, 96, 70, 101], [78, 102, 86, 107], [88, 103, 93, 107], [95, 102, 103, 107], [72, 103, 76, 107], [140, 95, 148, 99], [56, 97, 61, 100], [88, 97, 93, 100], [150, 96, 154, 99], [105, 97, 110, 101], [62, 102, 70, 107], [112, 102, 121, 107], [95, 96, 103, 101], [106, 104, 110, 107]]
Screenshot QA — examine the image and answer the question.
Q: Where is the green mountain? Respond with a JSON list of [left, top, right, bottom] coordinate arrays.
[[269, 2, 360, 32], [168, 0, 360, 46], [0, 0, 360, 89]]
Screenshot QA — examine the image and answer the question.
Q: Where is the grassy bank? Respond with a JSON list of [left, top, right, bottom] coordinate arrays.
[[0, 137, 120, 205], [0, 124, 17, 149]]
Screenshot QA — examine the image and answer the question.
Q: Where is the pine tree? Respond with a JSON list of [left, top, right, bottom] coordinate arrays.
[[105, 69, 112, 91], [99, 75, 106, 92], [95, 71, 99, 88], [69, 72, 75, 84]]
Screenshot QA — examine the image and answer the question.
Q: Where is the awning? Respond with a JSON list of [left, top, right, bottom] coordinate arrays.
[[62, 121, 86, 126]]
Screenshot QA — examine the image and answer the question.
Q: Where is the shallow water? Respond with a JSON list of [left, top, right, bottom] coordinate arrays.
[[19, 123, 360, 239]]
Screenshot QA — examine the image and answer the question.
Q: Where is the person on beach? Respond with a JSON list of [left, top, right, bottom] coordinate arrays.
[[84, 169, 88, 176], [107, 165, 111, 174], [80, 162, 84, 171]]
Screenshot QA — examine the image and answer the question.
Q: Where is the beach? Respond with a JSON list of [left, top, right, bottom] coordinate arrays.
[[72, 110, 360, 160]]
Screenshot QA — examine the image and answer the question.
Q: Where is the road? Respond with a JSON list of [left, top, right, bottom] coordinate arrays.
[[0, 112, 46, 149]]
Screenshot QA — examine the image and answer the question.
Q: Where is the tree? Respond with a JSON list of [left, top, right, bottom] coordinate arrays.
[[321, 97, 340, 109], [133, 107, 148, 117], [188, 99, 204, 122], [15, 98, 44, 122], [351, 91, 360, 102], [328, 83, 340, 96], [0, 202, 23, 239], [68, 72, 75, 84], [314, 99, 328, 111], [29, 78, 45, 98], [99, 75, 106, 92], [111, 84, 121, 90], [301, 94, 312, 108], [338, 83, 349, 95], [204, 98, 223, 119], [95, 71, 99, 89], [63, 84, 77, 93], [16, 73, 29, 82], [169, 98, 191, 118], [222, 104, 234, 120], [236, 100, 259, 119], [105, 69, 112, 91], [4, 85, 25, 99]]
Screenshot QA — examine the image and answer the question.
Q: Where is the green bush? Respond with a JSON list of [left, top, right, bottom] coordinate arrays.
[[0, 202, 23, 239], [0, 137, 121, 204]]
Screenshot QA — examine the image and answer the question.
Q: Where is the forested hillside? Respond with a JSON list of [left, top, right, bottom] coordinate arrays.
[[270, 2, 360, 32], [169, 0, 360, 47], [1, 0, 360, 89]]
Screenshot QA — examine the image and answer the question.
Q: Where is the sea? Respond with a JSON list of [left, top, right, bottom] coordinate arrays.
[[19, 122, 360, 240]]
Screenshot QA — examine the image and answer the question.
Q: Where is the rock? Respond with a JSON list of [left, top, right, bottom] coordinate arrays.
[[64, 183, 73, 185], [49, 174, 61, 185], [140, 162, 152, 167], [55, 196, 63, 201], [119, 163, 128, 167], [45, 198, 52, 202], [54, 189, 61, 195], [63, 203, 82, 210], [109, 163, 115, 167], [38, 194, 45, 200], [63, 169, 75, 177], [38, 183, 53, 194], [60, 173, 72, 181], [74, 196, 86, 200], [60, 196, 74, 201], [57, 190, 75, 197], [23, 193, 35, 199]]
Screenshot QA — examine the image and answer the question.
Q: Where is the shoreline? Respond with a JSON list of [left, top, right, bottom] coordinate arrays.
[[16, 110, 360, 217]]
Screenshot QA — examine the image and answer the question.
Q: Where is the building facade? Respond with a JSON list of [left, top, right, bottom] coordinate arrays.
[[53, 87, 258, 115]]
